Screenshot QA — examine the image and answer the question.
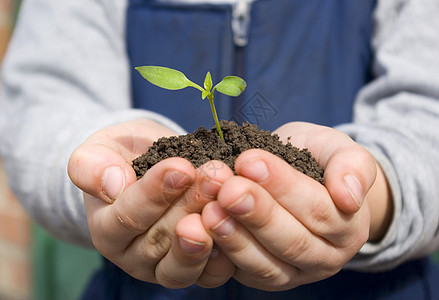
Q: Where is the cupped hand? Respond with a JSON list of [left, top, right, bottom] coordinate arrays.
[[201, 122, 392, 291], [68, 119, 235, 288]]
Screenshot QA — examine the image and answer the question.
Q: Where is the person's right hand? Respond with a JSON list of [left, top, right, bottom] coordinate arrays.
[[67, 119, 235, 288]]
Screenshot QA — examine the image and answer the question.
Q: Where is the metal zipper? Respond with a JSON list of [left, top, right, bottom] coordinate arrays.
[[158, 0, 252, 46], [231, 0, 252, 47]]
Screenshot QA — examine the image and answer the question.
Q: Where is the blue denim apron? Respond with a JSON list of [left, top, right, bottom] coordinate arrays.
[[126, 0, 375, 131], [82, 0, 439, 299]]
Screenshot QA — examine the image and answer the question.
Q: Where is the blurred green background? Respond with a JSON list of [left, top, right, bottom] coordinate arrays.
[[33, 226, 101, 300]]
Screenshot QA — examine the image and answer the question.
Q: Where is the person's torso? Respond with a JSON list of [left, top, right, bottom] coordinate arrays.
[[127, 0, 375, 132], [81, 3, 439, 299]]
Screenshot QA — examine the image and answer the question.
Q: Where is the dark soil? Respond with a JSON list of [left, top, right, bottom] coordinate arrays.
[[132, 120, 324, 184]]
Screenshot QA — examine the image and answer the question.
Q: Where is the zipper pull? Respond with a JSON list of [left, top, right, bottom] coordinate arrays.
[[232, 0, 251, 47]]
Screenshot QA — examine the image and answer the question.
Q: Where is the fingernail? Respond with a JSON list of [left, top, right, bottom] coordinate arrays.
[[102, 166, 126, 203], [344, 174, 363, 207], [241, 159, 269, 182], [163, 170, 192, 190], [179, 237, 205, 254], [227, 193, 255, 214], [201, 177, 222, 198], [211, 216, 236, 238]]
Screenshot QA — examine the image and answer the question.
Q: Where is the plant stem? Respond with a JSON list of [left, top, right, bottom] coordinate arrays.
[[207, 94, 224, 140]]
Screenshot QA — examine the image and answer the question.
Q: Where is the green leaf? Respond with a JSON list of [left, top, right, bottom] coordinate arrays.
[[135, 66, 194, 90], [201, 90, 209, 100], [214, 76, 247, 97], [204, 72, 213, 91]]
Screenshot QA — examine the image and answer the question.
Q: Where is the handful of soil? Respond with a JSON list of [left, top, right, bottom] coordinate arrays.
[[132, 120, 324, 184]]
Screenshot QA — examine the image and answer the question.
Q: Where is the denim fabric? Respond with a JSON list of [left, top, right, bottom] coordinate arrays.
[[82, 257, 439, 299], [127, 0, 375, 132]]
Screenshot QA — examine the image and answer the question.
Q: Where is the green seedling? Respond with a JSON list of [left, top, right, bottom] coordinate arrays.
[[135, 66, 246, 140]]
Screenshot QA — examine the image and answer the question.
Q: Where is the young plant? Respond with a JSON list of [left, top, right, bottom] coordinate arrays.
[[135, 66, 246, 140]]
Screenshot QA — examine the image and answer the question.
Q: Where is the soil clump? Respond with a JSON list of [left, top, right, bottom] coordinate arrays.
[[132, 120, 324, 184]]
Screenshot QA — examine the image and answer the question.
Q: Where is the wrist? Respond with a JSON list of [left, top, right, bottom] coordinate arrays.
[[365, 162, 394, 242]]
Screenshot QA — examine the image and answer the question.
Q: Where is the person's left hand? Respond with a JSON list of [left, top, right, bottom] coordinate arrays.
[[200, 122, 392, 291]]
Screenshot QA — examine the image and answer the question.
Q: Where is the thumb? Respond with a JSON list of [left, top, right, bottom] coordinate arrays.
[[324, 145, 377, 214], [273, 122, 377, 215], [68, 143, 137, 203], [67, 119, 178, 204]]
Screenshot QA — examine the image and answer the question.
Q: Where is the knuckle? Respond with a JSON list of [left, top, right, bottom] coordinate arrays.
[[308, 199, 334, 236], [143, 226, 173, 260], [280, 231, 312, 262], [252, 266, 282, 283], [262, 268, 283, 283], [117, 228, 174, 283], [113, 206, 145, 234], [250, 267, 294, 291]]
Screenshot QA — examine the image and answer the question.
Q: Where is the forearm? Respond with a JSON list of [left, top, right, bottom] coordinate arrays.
[[339, 0, 439, 271], [0, 0, 184, 246]]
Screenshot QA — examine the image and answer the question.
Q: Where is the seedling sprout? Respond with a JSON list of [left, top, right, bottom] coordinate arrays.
[[135, 66, 246, 140]]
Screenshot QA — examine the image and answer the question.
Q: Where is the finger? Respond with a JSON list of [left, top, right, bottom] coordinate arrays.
[[274, 123, 377, 214], [195, 160, 235, 204], [234, 149, 368, 247], [196, 247, 235, 288], [202, 201, 305, 291], [115, 159, 233, 281], [69, 143, 137, 203], [211, 177, 351, 274], [323, 146, 377, 214], [154, 214, 213, 288], [85, 157, 196, 256], [68, 119, 177, 203]]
